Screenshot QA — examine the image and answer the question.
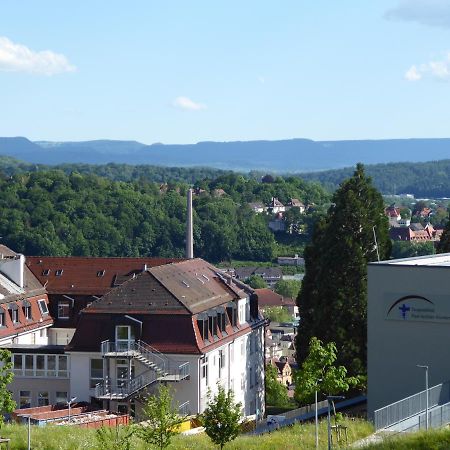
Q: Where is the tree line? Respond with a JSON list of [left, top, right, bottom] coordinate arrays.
[[299, 159, 450, 198], [0, 170, 328, 262]]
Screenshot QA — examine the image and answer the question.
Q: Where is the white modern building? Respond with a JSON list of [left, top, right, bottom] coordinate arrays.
[[368, 253, 450, 418]]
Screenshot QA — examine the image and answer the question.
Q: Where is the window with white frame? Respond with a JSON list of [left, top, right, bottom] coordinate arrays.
[[19, 390, 31, 409], [0, 309, 4, 327], [23, 303, 32, 320], [38, 299, 49, 315], [13, 354, 69, 378], [90, 359, 103, 389], [201, 356, 208, 385], [10, 308, 19, 324], [38, 391, 49, 407], [58, 300, 70, 319]]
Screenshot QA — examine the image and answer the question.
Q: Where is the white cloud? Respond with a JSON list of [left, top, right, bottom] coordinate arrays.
[[385, 0, 450, 29], [172, 96, 206, 111], [404, 65, 422, 81], [405, 53, 450, 81], [0, 36, 76, 75]]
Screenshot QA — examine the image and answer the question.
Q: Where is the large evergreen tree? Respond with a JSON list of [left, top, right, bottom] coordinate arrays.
[[295, 164, 390, 377]]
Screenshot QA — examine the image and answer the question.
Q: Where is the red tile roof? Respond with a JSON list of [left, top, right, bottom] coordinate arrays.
[[255, 288, 295, 307], [26, 256, 183, 296]]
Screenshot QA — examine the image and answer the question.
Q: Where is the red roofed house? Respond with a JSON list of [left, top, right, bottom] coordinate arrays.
[[268, 197, 285, 214], [255, 288, 299, 320], [0, 245, 59, 409], [65, 258, 265, 419], [26, 256, 181, 345], [268, 358, 292, 386]]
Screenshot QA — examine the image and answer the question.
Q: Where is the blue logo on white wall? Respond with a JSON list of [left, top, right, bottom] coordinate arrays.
[[387, 295, 434, 321], [399, 303, 411, 320]]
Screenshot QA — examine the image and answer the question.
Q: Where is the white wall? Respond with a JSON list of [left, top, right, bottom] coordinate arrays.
[[0, 325, 51, 346], [67, 351, 101, 401], [368, 263, 450, 418], [48, 328, 75, 346]]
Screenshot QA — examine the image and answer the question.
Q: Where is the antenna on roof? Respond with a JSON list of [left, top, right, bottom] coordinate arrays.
[[373, 226, 380, 262]]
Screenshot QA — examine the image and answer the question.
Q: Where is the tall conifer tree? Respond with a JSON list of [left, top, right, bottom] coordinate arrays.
[[296, 164, 390, 376]]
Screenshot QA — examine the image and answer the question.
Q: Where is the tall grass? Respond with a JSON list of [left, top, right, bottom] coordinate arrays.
[[0, 417, 372, 449], [366, 428, 450, 450]]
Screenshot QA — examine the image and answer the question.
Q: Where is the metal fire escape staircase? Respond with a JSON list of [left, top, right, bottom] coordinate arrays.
[[95, 340, 189, 400]]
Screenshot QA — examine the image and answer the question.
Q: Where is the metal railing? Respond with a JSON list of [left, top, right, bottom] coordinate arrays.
[[95, 369, 158, 399], [101, 340, 189, 379], [96, 340, 190, 399], [179, 401, 190, 416], [374, 381, 450, 430]]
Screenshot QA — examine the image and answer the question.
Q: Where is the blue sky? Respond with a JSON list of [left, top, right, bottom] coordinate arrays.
[[1, 0, 450, 144]]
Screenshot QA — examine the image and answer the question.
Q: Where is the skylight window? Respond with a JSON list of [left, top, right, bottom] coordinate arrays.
[[55, 269, 63, 276], [42, 269, 50, 276], [38, 299, 49, 315], [97, 270, 105, 277]]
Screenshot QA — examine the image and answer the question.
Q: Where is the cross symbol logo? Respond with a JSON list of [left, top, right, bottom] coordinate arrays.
[[399, 303, 410, 320]]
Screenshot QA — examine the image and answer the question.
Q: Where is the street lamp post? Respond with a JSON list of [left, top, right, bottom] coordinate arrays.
[[327, 395, 345, 450], [23, 415, 31, 450], [315, 378, 323, 449], [67, 396, 77, 424], [417, 365, 429, 430]]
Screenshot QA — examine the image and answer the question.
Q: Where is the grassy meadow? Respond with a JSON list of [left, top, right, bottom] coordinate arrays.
[[0, 417, 372, 449]]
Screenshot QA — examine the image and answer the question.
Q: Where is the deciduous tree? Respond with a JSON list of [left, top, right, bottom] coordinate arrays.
[[203, 384, 242, 449], [294, 337, 358, 405], [136, 385, 186, 450], [265, 364, 290, 407], [0, 349, 15, 428]]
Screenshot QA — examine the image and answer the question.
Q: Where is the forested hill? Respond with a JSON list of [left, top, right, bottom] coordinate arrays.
[[0, 170, 328, 261], [300, 159, 450, 198], [0, 156, 230, 184], [3, 136, 450, 171]]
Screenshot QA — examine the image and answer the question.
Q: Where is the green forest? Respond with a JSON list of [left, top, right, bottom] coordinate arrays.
[[0, 169, 328, 261], [299, 159, 450, 198]]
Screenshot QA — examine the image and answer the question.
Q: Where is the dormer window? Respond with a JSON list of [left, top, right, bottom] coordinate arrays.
[[8, 304, 19, 324], [226, 302, 238, 329], [97, 270, 105, 277], [58, 300, 70, 319], [23, 303, 32, 320], [42, 269, 50, 276], [197, 313, 209, 342], [55, 269, 63, 276], [0, 309, 5, 327]]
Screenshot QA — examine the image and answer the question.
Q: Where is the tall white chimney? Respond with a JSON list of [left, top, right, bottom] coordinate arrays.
[[186, 188, 194, 259]]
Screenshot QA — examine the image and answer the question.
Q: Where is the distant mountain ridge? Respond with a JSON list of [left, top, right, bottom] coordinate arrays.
[[2, 136, 450, 171]]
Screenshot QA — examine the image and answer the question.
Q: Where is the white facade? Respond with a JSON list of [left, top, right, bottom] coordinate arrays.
[[368, 254, 450, 418]]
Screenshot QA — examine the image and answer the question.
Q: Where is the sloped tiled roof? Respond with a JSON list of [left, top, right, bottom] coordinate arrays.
[[26, 256, 182, 295], [255, 288, 295, 307], [149, 259, 245, 314]]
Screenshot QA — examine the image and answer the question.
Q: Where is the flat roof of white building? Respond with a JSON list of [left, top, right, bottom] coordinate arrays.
[[370, 253, 450, 267]]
